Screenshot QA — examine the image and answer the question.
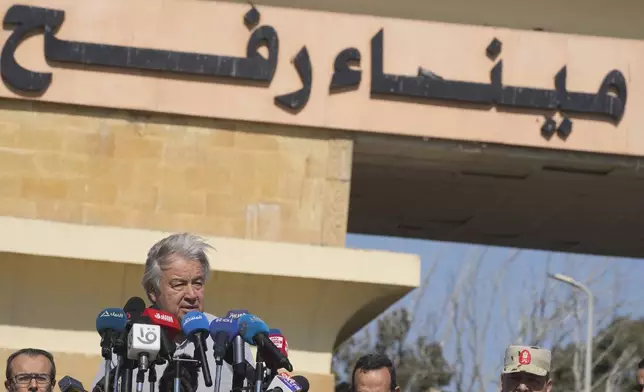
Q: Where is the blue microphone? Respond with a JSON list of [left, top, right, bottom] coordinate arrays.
[[181, 311, 213, 387], [96, 308, 127, 335], [238, 314, 293, 372], [95, 308, 126, 392], [209, 317, 239, 360], [209, 317, 239, 392]]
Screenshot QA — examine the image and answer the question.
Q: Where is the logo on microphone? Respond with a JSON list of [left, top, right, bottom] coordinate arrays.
[[214, 317, 233, 324], [226, 309, 249, 319], [154, 312, 175, 323], [277, 375, 301, 392], [137, 326, 159, 345], [270, 336, 284, 349], [183, 315, 202, 325], [100, 310, 124, 318]]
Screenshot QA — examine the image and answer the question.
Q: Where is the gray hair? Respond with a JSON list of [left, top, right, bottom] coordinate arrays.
[[142, 233, 213, 302]]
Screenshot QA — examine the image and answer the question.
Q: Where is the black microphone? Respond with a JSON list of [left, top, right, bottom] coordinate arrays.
[[120, 297, 147, 392], [59, 376, 87, 392], [291, 376, 310, 392]]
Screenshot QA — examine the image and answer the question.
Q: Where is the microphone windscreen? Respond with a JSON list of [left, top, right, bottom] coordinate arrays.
[[95, 308, 127, 333], [209, 317, 238, 340], [238, 314, 269, 345], [143, 308, 181, 330], [59, 376, 86, 392], [123, 297, 146, 317], [181, 311, 209, 335], [292, 376, 310, 392]]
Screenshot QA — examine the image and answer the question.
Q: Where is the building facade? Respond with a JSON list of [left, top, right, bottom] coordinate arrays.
[[1, 0, 643, 390]]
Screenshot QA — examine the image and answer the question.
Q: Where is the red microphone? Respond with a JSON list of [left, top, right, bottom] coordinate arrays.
[[269, 329, 288, 358], [143, 308, 181, 340]]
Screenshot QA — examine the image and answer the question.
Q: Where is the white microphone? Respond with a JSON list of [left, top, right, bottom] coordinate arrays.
[[265, 374, 303, 392], [127, 323, 161, 392]]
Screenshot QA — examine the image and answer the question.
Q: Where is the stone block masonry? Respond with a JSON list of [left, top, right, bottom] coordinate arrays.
[[0, 99, 353, 246]]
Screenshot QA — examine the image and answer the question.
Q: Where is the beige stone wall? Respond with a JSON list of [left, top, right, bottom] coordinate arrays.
[[0, 99, 352, 246]]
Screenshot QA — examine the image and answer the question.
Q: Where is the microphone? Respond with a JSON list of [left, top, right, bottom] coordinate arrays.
[[265, 374, 306, 392], [124, 297, 147, 321], [142, 308, 178, 392], [291, 376, 310, 392], [120, 297, 148, 392], [180, 311, 213, 387], [238, 314, 294, 372], [225, 310, 249, 392], [209, 317, 239, 392], [143, 307, 180, 362], [268, 329, 288, 359], [143, 308, 181, 341], [96, 308, 127, 392], [59, 376, 88, 392]]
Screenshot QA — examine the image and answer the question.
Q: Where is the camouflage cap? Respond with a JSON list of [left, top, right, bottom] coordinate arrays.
[[502, 345, 551, 377]]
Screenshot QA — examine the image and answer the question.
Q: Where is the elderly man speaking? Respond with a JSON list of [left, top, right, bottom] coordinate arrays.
[[91, 232, 254, 392]]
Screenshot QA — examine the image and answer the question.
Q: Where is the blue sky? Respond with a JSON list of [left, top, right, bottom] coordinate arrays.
[[345, 233, 644, 392]]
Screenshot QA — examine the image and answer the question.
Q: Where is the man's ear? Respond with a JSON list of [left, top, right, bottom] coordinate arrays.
[[51, 379, 56, 388], [5, 379, 11, 391], [545, 379, 553, 392], [394, 386, 401, 392]]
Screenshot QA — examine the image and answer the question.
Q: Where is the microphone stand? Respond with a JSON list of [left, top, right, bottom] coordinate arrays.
[[101, 347, 113, 392], [148, 365, 157, 392], [253, 352, 264, 392], [123, 361, 134, 392], [214, 357, 223, 392], [173, 360, 181, 392], [231, 336, 246, 392], [112, 359, 122, 392]]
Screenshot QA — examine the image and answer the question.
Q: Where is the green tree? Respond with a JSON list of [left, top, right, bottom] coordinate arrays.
[[550, 317, 644, 392], [332, 307, 453, 392]]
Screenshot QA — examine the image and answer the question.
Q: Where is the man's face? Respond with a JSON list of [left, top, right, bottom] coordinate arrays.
[[636, 368, 644, 387], [502, 372, 551, 392], [4, 354, 54, 392], [353, 368, 400, 392], [149, 257, 205, 319]]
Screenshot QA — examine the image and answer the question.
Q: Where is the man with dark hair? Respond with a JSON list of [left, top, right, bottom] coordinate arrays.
[[634, 358, 644, 391], [4, 348, 56, 392], [501, 345, 552, 392], [350, 353, 400, 392]]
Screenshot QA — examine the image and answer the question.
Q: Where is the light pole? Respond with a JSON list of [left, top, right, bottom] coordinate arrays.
[[548, 273, 594, 392]]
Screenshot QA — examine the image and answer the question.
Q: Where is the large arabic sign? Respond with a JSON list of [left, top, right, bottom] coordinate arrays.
[[0, 0, 640, 156]]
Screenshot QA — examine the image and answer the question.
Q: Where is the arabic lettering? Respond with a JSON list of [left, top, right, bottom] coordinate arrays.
[[1, 4, 280, 94], [274, 46, 312, 112], [369, 28, 628, 140], [0, 4, 630, 135], [329, 47, 361, 92]]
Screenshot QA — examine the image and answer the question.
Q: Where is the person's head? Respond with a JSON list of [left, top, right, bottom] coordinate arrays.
[[636, 358, 644, 387], [4, 349, 56, 392], [501, 345, 552, 392], [350, 353, 400, 392], [142, 233, 213, 319]]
